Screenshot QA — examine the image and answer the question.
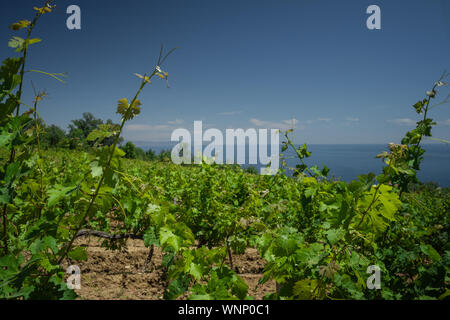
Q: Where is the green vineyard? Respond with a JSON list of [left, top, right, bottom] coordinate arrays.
[[0, 2, 449, 300]]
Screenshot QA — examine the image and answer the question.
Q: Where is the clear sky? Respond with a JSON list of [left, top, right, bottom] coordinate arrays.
[[1, 0, 449, 144]]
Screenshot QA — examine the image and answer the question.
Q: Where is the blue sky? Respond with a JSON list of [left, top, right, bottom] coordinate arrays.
[[1, 0, 449, 144]]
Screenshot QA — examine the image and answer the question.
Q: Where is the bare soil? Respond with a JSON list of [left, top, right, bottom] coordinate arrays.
[[69, 237, 275, 300]]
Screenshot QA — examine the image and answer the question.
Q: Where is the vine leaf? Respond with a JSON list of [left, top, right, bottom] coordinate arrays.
[[68, 247, 88, 261], [47, 185, 77, 207], [420, 244, 441, 262], [9, 20, 31, 31], [116, 98, 141, 120]]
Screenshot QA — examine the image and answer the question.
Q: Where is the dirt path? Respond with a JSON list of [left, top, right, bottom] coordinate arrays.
[[70, 238, 275, 300]]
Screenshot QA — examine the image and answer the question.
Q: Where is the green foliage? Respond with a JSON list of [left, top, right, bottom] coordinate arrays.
[[383, 72, 450, 193], [68, 113, 103, 141], [158, 149, 172, 161], [0, 1, 448, 302], [121, 141, 137, 159], [0, 57, 22, 123], [42, 124, 66, 147], [116, 98, 141, 121], [145, 148, 157, 161], [9, 20, 31, 31], [245, 165, 258, 175], [0, 1, 177, 300]]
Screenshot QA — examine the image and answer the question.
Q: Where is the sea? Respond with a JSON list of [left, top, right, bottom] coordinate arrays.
[[136, 142, 450, 187]]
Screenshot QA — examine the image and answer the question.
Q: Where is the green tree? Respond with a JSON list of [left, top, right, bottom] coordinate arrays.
[[103, 119, 123, 146], [68, 112, 102, 139], [135, 146, 146, 160], [245, 165, 258, 175], [121, 141, 137, 159], [42, 124, 66, 147], [146, 148, 156, 161], [67, 113, 122, 148], [158, 149, 171, 161], [67, 127, 85, 149]]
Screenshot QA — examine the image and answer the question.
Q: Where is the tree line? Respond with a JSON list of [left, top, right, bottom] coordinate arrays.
[[34, 112, 172, 161]]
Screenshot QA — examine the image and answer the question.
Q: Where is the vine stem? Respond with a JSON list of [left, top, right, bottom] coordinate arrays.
[[1, 4, 48, 255], [227, 245, 234, 270], [142, 245, 155, 272], [1, 205, 6, 254], [400, 72, 448, 193], [355, 184, 382, 230], [15, 30, 30, 117], [57, 75, 151, 265], [283, 132, 313, 177], [411, 81, 439, 164], [14, 1, 50, 116], [32, 91, 45, 218], [355, 156, 396, 230]]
